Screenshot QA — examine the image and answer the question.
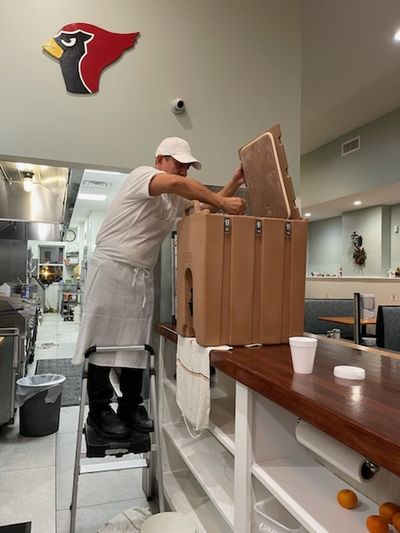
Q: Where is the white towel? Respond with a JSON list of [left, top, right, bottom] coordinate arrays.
[[176, 335, 231, 437], [97, 506, 151, 532]]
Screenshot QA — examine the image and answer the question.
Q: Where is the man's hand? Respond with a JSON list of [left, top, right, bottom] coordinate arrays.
[[232, 164, 246, 187], [220, 196, 247, 215], [217, 164, 246, 198]]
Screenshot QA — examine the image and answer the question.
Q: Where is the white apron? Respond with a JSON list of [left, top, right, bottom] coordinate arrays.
[[72, 251, 154, 369]]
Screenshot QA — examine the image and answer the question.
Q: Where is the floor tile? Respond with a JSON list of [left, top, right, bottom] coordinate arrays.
[[0, 466, 56, 533], [57, 460, 146, 510], [58, 405, 87, 435], [56, 342, 76, 358], [57, 497, 150, 533], [0, 421, 55, 472], [34, 349, 59, 361]]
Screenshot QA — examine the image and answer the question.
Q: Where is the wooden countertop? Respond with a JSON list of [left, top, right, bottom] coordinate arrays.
[[210, 340, 400, 477], [156, 323, 400, 478]]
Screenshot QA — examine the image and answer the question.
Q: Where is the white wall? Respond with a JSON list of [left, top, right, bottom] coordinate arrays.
[[391, 205, 400, 269], [307, 217, 342, 275], [341, 206, 391, 276], [76, 222, 86, 263], [301, 107, 400, 206], [307, 205, 394, 276], [86, 211, 106, 257], [306, 278, 400, 308], [28, 240, 65, 262], [0, 0, 301, 190]]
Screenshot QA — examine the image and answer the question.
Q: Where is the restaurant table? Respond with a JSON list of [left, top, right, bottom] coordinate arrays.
[[318, 316, 376, 326], [318, 315, 376, 341]]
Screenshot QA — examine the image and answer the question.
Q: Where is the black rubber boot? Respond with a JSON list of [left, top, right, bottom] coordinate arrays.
[[117, 404, 154, 433], [87, 406, 130, 439]]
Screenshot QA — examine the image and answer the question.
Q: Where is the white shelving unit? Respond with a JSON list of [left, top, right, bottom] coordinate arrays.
[[163, 469, 232, 533], [253, 458, 378, 533], [158, 334, 384, 533], [164, 423, 234, 528], [164, 377, 235, 453]]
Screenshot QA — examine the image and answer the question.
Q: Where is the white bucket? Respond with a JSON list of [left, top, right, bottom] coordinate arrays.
[[141, 512, 197, 533]]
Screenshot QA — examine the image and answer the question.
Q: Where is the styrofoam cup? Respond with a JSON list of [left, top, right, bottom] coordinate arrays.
[[289, 337, 318, 374]]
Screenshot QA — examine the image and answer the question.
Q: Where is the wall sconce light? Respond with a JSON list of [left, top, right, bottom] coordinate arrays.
[[23, 171, 34, 192]]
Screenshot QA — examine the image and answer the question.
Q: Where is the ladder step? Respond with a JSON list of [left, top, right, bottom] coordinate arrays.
[[84, 422, 151, 458], [80, 457, 148, 474]]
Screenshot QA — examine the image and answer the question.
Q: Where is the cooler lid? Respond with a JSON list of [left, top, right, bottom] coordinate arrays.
[[239, 124, 300, 219]]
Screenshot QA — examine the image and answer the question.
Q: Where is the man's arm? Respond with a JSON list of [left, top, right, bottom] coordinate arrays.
[[217, 165, 245, 197], [195, 165, 246, 212], [149, 173, 246, 215]]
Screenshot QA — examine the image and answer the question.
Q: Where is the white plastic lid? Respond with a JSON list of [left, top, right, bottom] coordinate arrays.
[[333, 365, 366, 381]]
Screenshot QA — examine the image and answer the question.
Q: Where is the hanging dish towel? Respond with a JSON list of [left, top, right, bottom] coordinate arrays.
[[176, 335, 231, 437]]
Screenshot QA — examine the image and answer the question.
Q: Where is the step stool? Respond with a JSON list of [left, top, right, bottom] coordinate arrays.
[[69, 344, 164, 533]]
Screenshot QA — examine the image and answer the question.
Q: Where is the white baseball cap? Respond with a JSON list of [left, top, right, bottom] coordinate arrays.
[[155, 137, 201, 170]]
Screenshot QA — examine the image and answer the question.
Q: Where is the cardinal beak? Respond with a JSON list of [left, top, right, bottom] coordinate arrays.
[[42, 38, 63, 59]]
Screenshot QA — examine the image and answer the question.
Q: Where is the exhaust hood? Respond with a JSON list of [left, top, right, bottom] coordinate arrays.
[[0, 162, 82, 241]]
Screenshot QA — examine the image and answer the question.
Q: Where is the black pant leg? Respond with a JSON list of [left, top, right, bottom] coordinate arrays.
[[87, 363, 114, 413], [119, 368, 144, 407]]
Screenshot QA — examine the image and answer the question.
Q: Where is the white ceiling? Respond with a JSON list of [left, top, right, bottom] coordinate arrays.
[[300, 0, 400, 221], [302, 0, 400, 155], [302, 182, 400, 222], [70, 170, 128, 226], [69, 1, 400, 227]]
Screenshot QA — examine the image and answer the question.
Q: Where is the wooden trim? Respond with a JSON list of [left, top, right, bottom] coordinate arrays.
[[155, 323, 177, 344]]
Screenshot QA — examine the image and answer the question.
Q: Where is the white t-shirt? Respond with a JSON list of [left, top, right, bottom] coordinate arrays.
[[95, 166, 191, 267]]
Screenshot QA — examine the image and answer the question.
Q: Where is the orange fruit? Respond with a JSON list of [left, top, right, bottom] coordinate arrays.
[[379, 501, 400, 523], [393, 512, 400, 532], [336, 488, 359, 509], [366, 515, 389, 533]]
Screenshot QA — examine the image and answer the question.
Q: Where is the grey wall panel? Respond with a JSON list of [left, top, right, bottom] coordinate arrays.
[[0, 240, 27, 283]]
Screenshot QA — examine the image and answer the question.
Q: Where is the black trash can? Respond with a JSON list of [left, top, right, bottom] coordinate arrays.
[[16, 374, 65, 437]]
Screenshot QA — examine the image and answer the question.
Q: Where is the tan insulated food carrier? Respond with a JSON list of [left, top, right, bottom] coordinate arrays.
[[177, 124, 308, 347]]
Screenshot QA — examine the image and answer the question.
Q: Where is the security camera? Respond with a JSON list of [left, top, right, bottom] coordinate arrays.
[[171, 98, 185, 114]]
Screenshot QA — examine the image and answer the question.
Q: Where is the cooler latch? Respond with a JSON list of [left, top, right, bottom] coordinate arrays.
[[255, 219, 262, 236], [224, 217, 231, 235], [285, 222, 292, 237]]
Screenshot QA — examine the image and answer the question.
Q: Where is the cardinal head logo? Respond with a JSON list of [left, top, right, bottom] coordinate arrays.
[[43, 23, 140, 94]]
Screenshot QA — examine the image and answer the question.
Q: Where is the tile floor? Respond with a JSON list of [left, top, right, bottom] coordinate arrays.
[[0, 309, 149, 533]]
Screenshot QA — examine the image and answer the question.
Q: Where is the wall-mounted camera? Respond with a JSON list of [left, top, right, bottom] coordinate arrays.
[[171, 98, 186, 114]]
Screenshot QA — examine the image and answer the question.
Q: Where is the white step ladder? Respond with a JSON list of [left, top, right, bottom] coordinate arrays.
[[69, 344, 165, 533]]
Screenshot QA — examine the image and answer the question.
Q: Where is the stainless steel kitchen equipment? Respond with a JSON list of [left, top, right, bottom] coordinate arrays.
[[0, 162, 82, 240], [0, 296, 38, 380], [0, 328, 20, 428]]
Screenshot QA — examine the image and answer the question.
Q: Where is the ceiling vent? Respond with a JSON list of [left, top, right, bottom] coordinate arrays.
[[341, 136, 360, 156], [82, 180, 112, 189]]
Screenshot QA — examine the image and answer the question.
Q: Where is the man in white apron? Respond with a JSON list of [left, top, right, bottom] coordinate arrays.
[[72, 137, 246, 439]]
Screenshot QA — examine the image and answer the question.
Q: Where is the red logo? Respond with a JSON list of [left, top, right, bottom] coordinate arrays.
[[43, 23, 140, 94]]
